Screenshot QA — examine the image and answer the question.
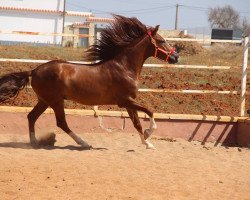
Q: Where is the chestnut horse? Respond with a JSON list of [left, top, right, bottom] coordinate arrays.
[[0, 15, 179, 149]]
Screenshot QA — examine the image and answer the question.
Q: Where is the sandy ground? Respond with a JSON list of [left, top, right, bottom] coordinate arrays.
[[0, 125, 249, 200]]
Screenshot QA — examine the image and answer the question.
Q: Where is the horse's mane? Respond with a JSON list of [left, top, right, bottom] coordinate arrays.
[[83, 15, 148, 62]]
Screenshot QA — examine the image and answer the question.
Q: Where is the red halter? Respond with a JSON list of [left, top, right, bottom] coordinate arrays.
[[147, 31, 175, 62]]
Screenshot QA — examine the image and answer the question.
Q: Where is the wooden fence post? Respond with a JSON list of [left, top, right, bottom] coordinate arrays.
[[240, 37, 249, 116]]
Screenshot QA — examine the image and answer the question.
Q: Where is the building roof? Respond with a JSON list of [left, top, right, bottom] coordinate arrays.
[[0, 6, 115, 25], [72, 22, 90, 28], [65, 11, 93, 17], [0, 6, 61, 14], [0, 6, 93, 17], [86, 17, 115, 23]]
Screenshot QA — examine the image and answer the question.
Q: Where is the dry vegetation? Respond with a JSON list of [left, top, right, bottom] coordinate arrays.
[[0, 43, 249, 116]]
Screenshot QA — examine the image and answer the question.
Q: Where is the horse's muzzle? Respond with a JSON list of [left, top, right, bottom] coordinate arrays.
[[168, 52, 179, 64]]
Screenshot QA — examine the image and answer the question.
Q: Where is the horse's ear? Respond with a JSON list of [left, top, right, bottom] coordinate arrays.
[[151, 25, 160, 36]]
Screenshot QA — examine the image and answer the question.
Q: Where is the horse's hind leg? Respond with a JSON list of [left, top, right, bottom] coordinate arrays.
[[27, 100, 48, 144], [126, 108, 155, 149], [51, 101, 91, 148]]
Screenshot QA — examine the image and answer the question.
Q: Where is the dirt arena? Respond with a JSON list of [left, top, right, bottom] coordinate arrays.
[[0, 113, 249, 200]]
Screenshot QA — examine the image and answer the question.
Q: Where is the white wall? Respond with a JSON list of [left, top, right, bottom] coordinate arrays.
[[65, 16, 89, 26], [0, 10, 63, 44], [0, 0, 94, 45], [0, 0, 63, 11], [0, 0, 64, 44]]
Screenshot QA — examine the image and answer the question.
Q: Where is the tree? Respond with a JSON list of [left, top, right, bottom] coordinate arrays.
[[208, 5, 240, 29], [242, 17, 250, 36]]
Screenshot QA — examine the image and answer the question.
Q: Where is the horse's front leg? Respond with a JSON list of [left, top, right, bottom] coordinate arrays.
[[126, 108, 155, 149], [122, 98, 157, 138]]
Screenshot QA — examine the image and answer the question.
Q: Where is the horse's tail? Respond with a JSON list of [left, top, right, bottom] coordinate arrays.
[[0, 71, 32, 104]]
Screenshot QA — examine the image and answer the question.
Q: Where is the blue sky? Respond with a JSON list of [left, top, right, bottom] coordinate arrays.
[[66, 0, 250, 30]]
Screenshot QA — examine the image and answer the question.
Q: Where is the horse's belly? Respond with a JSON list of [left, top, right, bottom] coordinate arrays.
[[65, 90, 116, 106]]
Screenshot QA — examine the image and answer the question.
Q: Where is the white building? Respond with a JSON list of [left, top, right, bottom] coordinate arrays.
[[0, 0, 93, 45]]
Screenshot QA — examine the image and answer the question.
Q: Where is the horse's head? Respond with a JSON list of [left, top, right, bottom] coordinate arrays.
[[147, 25, 179, 64]]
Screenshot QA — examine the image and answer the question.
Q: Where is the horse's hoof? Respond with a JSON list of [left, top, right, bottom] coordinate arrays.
[[145, 140, 156, 150], [30, 138, 38, 146], [78, 141, 92, 149], [146, 145, 156, 150], [81, 145, 92, 150], [30, 141, 39, 148], [89, 145, 93, 150]]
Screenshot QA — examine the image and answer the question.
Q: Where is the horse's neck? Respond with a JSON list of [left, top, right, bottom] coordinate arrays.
[[116, 35, 150, 78]]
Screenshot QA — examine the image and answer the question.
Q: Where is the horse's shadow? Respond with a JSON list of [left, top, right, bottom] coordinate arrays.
[[0, 142, 108, 151]]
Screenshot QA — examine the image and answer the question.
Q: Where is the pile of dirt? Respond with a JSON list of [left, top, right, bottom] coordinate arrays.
[[171, 33, 205, 55], [173, 41, 205, 55]]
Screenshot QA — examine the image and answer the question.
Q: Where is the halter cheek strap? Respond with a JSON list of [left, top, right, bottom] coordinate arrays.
[[147, 31, 175, 62]]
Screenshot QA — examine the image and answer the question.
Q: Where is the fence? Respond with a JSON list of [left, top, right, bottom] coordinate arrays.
[[0, 30, 91, 46], [0, 37, 249, 116], [0, 30, 91, 38]]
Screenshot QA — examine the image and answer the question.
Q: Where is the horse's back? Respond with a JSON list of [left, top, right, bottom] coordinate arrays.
[[31, 60, 77, 104], [30, 60, 113, 105], [32, 60, 73, 79]]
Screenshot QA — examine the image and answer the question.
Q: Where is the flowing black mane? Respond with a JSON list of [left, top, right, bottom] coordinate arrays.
[[83, 15, 148, 62]]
